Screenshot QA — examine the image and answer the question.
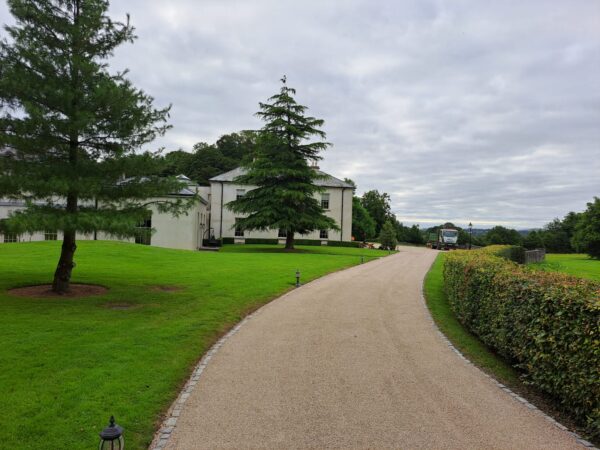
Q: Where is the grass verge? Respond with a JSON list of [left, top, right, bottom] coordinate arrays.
[[423, 253, 520, 384], [0, 241, 391, 449]]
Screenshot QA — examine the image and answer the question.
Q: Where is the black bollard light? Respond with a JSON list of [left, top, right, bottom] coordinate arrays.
[[99, 416, 124, 450], [361, 256, 364, 264], [295, 269, 301, 287]]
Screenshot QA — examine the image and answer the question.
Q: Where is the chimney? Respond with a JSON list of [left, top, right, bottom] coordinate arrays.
[[310, 159, 320, 170]]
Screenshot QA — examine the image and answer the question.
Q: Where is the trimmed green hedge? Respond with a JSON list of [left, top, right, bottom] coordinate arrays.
[[326, 240, 361, 248], [241, 238, 279, 245], [444, 247, 600, 437]]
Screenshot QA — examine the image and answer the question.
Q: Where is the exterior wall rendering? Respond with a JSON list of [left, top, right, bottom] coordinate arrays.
[[0, 197, 208, 251]]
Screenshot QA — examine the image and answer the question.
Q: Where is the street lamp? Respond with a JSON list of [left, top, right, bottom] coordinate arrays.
[[468, 222, 473, 250], [99, 416, 124, 450], [295, 269, 301, 287]]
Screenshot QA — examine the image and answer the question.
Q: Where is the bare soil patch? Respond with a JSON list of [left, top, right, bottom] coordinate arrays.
[[8, 284, 108, 298], [149, 285, 183, 292]]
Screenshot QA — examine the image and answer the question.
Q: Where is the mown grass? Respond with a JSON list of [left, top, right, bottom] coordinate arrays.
[[531, 253, 600, 281], [0, 241, 391, 450], [423, 253, 520, 384]]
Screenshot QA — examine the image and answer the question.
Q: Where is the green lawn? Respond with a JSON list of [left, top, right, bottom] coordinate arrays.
[[0, 241, 391, 449], [423, 253, 520, 385], [219, 244, 394, 258], [531, 253, 600, 281]]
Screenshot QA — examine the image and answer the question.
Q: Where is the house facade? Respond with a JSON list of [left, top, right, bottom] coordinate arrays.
[[0, 167, 353, 249], [209, 167, 354, 243]]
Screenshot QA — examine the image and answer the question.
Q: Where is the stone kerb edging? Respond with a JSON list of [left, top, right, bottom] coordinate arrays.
[[149, 255, 384, 450], [418, 276, 597, 449]]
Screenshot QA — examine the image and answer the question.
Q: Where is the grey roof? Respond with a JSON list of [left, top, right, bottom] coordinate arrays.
[[210, 167, 354, 189], [118, 176, 201, 198]]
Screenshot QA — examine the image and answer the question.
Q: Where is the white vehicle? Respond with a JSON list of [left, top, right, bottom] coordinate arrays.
[[434, 228, 458, 250]]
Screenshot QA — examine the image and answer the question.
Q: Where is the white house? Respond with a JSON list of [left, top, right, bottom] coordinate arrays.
[[209, 167, 354, 243], [0, 175, 209, 250], [0, 167, 353, 249]]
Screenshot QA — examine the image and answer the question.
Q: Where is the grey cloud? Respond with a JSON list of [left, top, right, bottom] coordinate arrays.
[[1, 0, 598, 228]]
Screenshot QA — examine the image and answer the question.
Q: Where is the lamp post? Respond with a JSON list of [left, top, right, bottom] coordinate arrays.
[[468, 222, 473, 250], [99, 416, 124, 450], [295, 269, 301, 287]]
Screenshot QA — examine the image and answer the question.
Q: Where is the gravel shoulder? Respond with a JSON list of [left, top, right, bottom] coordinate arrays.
[[164, 246, 583, 449]]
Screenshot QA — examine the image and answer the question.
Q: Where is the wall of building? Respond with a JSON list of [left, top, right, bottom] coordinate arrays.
[[210, 182, 353, 242], [149, 200, 207, 250], [0, 198, 207, 251]]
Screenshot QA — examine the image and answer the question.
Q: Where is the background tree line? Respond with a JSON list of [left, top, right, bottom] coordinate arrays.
[[155, 133, 599, 258], [452, 198, 599, 259]]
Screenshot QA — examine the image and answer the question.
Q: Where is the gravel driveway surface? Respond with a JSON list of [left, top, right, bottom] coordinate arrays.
[[165, 246, 583, 449]]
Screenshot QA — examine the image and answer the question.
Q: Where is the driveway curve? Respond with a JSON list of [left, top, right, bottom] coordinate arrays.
[[165, 246, 583, 449]]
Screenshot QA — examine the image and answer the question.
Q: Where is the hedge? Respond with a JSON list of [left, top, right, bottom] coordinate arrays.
[[326, 240, 361, 248], [444, 247, 600, 437], [217, 238, 356, 248]]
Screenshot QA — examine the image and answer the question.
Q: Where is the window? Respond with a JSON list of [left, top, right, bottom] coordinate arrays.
[[3, 233, 18, 243], [321, 193, 330, 210], [320, 229, 328, 239], [236, 189, 246, 200], [135, 216, 152, 245], [234, 218, 244, 237], [278, 228, 287, 238], [44, 230, 58, 241]]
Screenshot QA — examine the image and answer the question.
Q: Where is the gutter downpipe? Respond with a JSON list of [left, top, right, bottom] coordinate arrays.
[[219, 181, 224, 239], [340, 188, 345, 241]]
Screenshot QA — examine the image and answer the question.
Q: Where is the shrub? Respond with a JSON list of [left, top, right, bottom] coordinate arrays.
[[242, 238, 279, 245], [327, 240, 361, 248], [444, 248, 600, 437], [293, 239, 322, 246], [379, 220, 398, 250]]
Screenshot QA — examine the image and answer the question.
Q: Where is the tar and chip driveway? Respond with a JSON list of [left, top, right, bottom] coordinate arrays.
[[165, 246, 583, 449]]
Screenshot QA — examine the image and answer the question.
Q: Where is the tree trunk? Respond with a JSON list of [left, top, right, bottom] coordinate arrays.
[[285, 231, 295, 250], [52, 230, 77, 294]]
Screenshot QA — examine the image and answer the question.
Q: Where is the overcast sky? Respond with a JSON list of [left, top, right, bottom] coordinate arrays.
[[1, 1, 599, 228]]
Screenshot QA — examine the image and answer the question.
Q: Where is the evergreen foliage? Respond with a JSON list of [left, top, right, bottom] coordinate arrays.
[[378, 220, 398, 250], [226, 77, 337, 249], [0, 0, 191, 292]]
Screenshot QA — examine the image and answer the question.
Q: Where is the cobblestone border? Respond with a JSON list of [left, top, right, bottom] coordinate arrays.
[[149, 257, 380, 449], [149, 310, 258, 449], [418, 276, 597, 449]]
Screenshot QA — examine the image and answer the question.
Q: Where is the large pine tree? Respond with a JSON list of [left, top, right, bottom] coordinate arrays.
[[0, 0, 192, 293], [227, 77, 337, 250]]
